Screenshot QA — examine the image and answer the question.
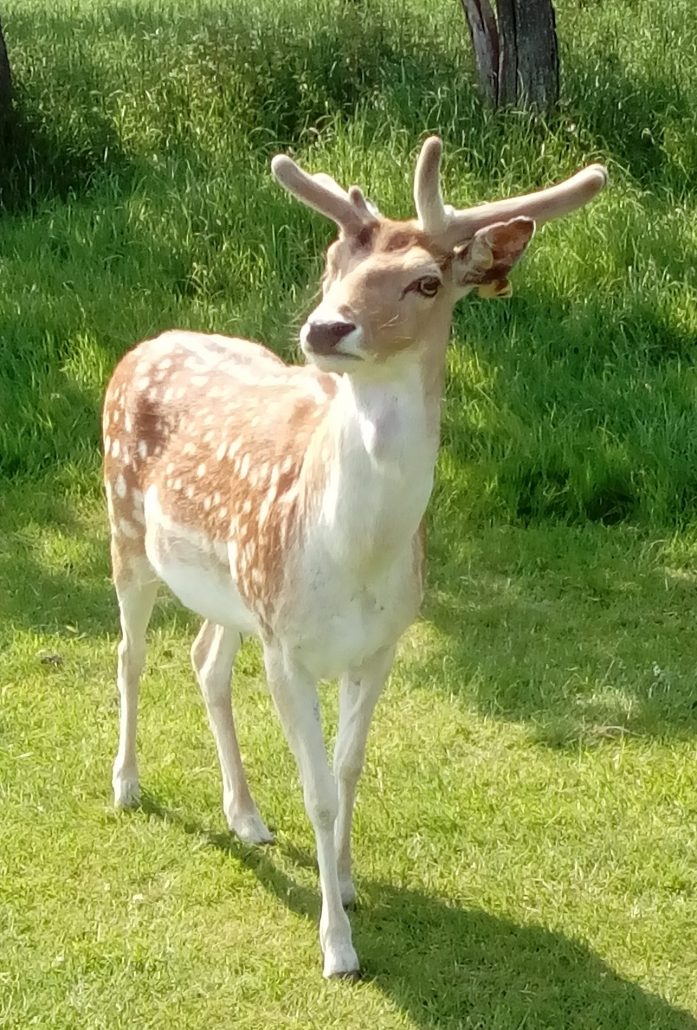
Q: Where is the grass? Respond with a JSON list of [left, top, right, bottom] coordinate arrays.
[[2, 0, 697, 1025], [3, 484, 697, 1027], [2, 0, 697, 522]]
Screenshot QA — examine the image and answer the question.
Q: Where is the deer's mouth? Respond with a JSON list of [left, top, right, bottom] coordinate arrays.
[[300, 318, 365, 361]]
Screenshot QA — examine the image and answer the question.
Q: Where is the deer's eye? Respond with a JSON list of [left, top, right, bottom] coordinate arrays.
[[415, 276, 441, 298]]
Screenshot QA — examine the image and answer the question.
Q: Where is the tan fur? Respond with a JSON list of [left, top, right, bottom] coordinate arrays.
[[104, 333, 340, 624]]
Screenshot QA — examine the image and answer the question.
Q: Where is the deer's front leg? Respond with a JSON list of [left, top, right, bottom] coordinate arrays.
[[334, 645, 395, 907], [264, 645, 359, 979]]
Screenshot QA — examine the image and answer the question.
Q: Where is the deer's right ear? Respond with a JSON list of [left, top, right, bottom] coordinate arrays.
[[453, 217, 535, 297]]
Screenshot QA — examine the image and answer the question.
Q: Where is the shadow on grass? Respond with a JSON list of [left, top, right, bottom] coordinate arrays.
[[0, 482, 111, 640], [0, 478, 198, 642], [135, 794, 697, 1029], [421, 520, 697, 746], [564, 48, 695, 191], [0, 74, 133, 216]]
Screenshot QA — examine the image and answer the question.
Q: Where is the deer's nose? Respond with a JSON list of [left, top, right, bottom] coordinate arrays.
[[304, 320, 357, 354]]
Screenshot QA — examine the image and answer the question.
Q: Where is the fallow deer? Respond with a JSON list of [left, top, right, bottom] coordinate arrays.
[[103, 138, 606, 977]]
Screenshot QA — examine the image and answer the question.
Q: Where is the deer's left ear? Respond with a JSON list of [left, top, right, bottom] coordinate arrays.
[[453, 217, 536, 298]]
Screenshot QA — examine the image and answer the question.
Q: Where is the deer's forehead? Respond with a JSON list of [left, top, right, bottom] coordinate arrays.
[[360, 249, 444, 281], [330, 233, 447, 283], [331, 219, 445, 260]]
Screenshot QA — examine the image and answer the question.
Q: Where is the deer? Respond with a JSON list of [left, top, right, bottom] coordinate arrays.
[[103, 137, 607, 978]]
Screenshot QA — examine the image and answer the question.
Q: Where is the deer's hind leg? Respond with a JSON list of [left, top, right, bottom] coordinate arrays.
[[111, 535, 159, 808], [191, 621, 273, 845]]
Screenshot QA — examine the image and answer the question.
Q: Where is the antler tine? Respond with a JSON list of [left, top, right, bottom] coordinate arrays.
[[439, 164, 609, 246], [309, 175, 378, 220], [413, 136, 450, 235], [271, 155, 368, 234], [348, 185, 376, 218]]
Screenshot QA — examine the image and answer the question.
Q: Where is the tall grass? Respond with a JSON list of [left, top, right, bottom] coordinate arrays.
[[1, 0, 696, 525]]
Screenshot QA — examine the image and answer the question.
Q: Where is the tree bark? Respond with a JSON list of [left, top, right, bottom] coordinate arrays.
[[460, 0, 499, 106], [0, 18, 12, 118], [498, 0, 558, 110], [461, 0, 559, 113]]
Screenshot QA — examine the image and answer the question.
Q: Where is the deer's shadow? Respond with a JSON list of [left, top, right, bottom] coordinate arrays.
[[136, 794, 696, 1030]]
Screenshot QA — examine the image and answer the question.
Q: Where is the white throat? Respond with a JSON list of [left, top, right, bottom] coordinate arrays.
[[316, 357, 438, 567]]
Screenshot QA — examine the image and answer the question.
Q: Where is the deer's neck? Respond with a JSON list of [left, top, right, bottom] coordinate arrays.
[[307, 350, 443, 569]]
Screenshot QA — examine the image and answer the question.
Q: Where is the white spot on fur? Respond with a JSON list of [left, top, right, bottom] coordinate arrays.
[[258, 491, 275, 525], [115, 474, 127, 499]]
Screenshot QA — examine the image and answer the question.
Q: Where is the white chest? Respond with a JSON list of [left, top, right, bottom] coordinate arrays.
[[280, 542, 422, 679]]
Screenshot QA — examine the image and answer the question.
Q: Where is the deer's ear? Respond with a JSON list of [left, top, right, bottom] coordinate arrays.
[[453, 217, 535, 298]]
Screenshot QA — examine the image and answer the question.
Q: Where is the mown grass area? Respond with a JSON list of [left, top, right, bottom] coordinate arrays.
[[2, 0, 697, 1026], [3, 486, 697, 1027]]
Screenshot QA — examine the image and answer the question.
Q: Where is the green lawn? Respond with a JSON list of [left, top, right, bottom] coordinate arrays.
[[3, 483, 697, 1027], [2, 0, 697, 1025]]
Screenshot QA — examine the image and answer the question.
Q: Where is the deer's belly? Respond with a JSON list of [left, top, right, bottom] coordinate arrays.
[[144, 500, 258, 633]]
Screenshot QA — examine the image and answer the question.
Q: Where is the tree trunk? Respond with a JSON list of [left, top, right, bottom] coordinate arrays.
[[461, 0, 499, 106], [0, 19, 11, 112], [461, 0, 559, 113]]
